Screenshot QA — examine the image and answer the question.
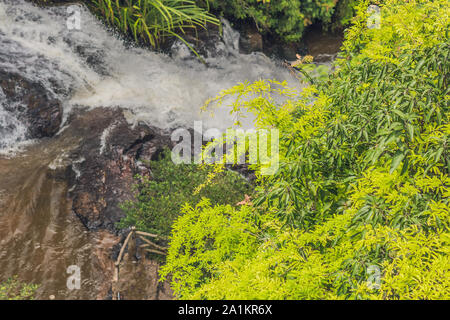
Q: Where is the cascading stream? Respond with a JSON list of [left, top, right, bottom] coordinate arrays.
[[0, 0, 298, 299], [0, 0, 295, 154]]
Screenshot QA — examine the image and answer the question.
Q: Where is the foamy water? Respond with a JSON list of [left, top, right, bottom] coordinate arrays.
[[0, 0, 296, 153]]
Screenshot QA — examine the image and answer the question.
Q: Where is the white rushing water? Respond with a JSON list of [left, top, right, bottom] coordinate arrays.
[[0, 0, 296, 152]]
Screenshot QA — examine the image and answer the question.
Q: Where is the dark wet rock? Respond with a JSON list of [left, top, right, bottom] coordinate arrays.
[[304, 25, 343, 62], [313, 53, 339, 63], [263, 38, 307, 61], [114, 253, 172, 300], [66, 39, 109, 75], [63, 108, 174, 232], [168, 22, 231, 59], [30, 0, 77, 5], [0, 71, 63, 138], [0, 104, 174, 300], [187, 24, 225, 58], [58, 108, 175, 299], [239, 23, 263, 54]]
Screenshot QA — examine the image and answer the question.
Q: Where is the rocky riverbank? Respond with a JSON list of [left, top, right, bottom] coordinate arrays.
[[0, 69, 174, 299]]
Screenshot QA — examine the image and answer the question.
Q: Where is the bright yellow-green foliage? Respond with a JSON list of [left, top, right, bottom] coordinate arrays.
[[160, 199, 260, 297], [343, 0, 450, 62], [0, 276, 38, 300], [161, 0, 449, 299]]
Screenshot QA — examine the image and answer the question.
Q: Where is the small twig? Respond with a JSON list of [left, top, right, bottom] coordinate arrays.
[[283, 60, 315, 85], [139, 237, 168, 252], [116, 227, 135, 265], [144, 248, 167, 256], [136, 230, 167, 240]]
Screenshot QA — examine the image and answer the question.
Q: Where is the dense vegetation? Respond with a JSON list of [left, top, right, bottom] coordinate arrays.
[[118, 149, 252, 237], [159, 0, 450, 299], [89, 0, 219, 58], [34, 0, 357, 48], [86, 0, 357, 46], [203, 0, 358, 41], [0, 277, 38, 300]]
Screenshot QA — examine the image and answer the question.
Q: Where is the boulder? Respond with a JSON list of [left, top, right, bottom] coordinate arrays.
[[239, 23, 263, 54], [0, 71, 63, 138], [60, 108, 174, 232]]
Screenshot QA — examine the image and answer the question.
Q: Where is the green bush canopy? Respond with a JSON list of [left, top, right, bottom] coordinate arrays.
[[160, 0, 450, 299]]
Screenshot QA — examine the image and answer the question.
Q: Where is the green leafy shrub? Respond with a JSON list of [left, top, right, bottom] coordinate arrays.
[[0, 276, 38, 300], [118, 149, 252, 236], [160, 199, 260, 297], [331, 0, 359, 30], [161, 0, 450, 299], [89, 0, 219, 58], [204, 0, 350, 42]]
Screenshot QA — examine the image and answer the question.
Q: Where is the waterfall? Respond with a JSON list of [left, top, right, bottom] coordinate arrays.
[[0, 0, 296, 154]]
